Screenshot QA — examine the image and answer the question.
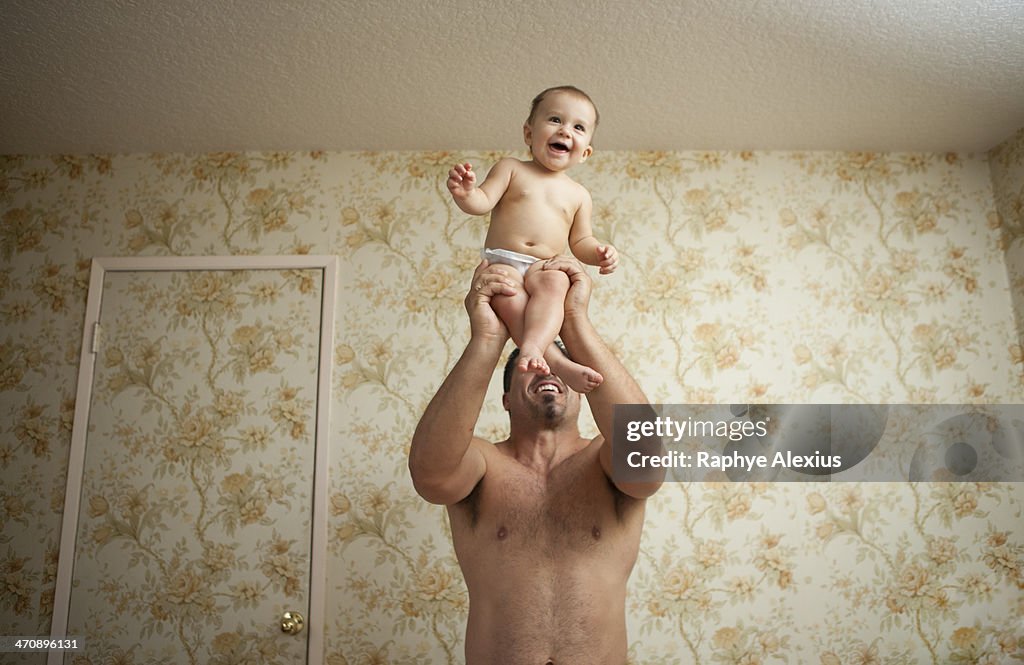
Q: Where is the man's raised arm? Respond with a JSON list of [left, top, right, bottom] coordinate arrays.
[[544, 256, 665, 497], [408, 262, 518, 505]]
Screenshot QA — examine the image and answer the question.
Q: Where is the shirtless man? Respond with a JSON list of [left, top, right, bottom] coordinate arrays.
[[409, 256, 663, 665]]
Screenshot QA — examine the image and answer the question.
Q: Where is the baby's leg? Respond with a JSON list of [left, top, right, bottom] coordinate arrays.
[[520, 262, 603, 393], [488, 262, 529, 342]]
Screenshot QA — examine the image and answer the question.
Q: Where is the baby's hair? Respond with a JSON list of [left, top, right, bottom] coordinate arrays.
[[527, 86, 600, 128]]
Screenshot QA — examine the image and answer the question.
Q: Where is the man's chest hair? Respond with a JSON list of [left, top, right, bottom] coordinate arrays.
[[457, 450, 632, 548]]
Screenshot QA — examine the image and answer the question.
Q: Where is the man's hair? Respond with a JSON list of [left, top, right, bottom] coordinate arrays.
[[527, 85, 600, 128], [503, 341, 570, 393]]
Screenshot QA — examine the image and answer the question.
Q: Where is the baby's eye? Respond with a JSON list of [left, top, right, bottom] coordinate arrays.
[[575, 124, 586, 132], [549, 116, 561, 124]]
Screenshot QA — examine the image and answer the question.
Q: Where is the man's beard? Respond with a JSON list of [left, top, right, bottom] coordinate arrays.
[[530, 394, 565, 425]]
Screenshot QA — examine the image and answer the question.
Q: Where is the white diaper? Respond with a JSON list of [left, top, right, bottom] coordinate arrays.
[[481, 248, 539, 277]]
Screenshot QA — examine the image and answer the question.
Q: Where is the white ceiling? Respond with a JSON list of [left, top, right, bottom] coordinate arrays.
[[2, 0, 1023, 155]]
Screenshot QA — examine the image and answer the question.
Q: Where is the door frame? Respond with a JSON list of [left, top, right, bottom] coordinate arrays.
[[49, 255, 338, 665]]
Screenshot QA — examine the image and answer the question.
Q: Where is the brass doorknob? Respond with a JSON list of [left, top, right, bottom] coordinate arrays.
[[280, 610, 305, 635]]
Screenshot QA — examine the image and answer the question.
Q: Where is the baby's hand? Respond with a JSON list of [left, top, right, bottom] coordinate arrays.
[[597, 244, 619, 274], [447, 162, 477, 200]]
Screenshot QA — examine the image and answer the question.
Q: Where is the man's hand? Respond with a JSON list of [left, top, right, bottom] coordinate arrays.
[[596, 244, 619, 274], [447, 162, 477, 200], [542, 255, 592, 321], [465, 260, 517, 343]]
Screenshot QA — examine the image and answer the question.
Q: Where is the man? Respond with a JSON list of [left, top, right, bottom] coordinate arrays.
[[409, 256, 663, 665]]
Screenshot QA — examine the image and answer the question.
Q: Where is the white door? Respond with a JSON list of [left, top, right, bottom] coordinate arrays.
[[51, 256, 336, 665]]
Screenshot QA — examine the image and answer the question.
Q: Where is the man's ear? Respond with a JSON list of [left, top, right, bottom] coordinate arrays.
[[502, 393, 511, 411]]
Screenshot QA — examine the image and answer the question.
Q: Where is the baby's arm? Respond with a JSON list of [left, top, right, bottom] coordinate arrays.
[[568, 191, 619, 274], [447, 158, 516, 215]]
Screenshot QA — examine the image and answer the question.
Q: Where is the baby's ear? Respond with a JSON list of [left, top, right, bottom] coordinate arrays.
[[581, 145, 594, 161], [523, 123, 532, 146]]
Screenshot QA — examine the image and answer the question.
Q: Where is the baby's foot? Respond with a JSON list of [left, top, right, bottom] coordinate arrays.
[[559, 364, 603, 394], [548, 354, 604, 394], [517, 353, 550, 376]]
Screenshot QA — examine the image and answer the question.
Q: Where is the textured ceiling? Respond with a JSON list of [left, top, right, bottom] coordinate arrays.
[[2, 0, 1023, 155]]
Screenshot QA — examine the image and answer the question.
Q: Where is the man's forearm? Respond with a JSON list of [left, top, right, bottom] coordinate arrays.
[[562, 310, 664, 495], [559, 311, 647, 439], [409, 336, 502, 486]]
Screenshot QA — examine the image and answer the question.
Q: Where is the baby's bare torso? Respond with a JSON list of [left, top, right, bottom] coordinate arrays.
[[448, 439, 644, 665], [484, 160, 589, 260]]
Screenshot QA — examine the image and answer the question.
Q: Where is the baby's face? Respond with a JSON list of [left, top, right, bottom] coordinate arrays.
[[523, 91, 596, 172]]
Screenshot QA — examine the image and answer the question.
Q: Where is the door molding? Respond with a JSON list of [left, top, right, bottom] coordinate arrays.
[[50, 255, 338, 665]]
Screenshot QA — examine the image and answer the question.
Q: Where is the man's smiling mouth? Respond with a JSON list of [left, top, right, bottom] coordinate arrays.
[[533, 379, 562, 394]]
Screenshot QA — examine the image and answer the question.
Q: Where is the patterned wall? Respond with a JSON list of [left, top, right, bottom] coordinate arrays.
[[1, 136, 1023, 663], [991, 127, 1024, 349]]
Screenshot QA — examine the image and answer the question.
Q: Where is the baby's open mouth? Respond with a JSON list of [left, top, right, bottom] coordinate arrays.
[[549, 142, 570, 153]]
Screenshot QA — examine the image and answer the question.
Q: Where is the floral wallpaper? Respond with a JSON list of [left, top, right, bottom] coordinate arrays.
[[991, 126, 1024, 351], [1, 132, 1023, 664]]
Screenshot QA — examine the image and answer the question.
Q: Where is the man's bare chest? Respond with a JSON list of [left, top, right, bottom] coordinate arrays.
[[458, 457, 621, 553]]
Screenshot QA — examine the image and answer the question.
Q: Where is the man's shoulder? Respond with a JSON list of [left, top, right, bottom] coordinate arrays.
[[555, 435, 606, 470], [478, 436, 595, 469], [582, 433, 606, 452], [469, 435, 501, 449], [469, 436, 510, 462]]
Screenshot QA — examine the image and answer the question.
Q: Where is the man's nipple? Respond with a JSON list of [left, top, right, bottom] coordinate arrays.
[[497, 525, 508, 540], [591, 525, 601, 540]]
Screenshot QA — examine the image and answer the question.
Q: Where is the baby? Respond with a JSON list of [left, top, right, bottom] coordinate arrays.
[[447, 85, 618, 393]]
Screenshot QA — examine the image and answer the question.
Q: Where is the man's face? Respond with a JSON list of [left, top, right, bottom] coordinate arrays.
[[503, 369, 581, 427]]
